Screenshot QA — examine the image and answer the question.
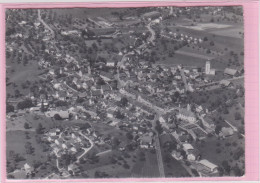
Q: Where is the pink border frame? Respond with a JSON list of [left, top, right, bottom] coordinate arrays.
[[0, 1, 259, 182]]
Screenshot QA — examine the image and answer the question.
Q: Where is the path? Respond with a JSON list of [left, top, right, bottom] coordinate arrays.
[[224, 120, 238, 132], [76, 132, 94, 162], [146, 21, 156, 44], [96, 149, 112, 156], [152, 113, 165, 177], [38, 9, 55, 38]]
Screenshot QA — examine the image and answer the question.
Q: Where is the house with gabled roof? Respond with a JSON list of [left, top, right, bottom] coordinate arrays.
[[224, 68, 238, 76], [177, 104, 196, 123], [140, 135, 153, 149]]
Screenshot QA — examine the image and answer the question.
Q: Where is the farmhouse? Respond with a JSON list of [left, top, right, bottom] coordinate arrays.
[[202, 115, 216, 130], [182, 143, 194, 153], [68, 164, 81, 176], [224, 68, 238, 76], [220, 80, 231, 87], [106, 60, 116, 67], [197, 159, 218, 173], [219, 127, 234, 138], [140, 135, 153, 149]]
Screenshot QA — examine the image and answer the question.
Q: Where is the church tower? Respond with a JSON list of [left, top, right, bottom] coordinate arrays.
[[205, 61, 211, 75]]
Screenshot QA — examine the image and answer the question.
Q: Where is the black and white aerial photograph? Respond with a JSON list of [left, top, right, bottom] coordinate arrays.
[[5, 6, 245, 179]]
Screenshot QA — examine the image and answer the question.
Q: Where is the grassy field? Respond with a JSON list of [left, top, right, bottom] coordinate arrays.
[[158, 135, 191, 177], [49, 8, 125, 20], [7, 114, 91, 133], [6, 130, 49, 169], [179, 23, 232, 31], [187, 88, 237, 110], [194, 135, 245, 176], [91, 122, 131, 144], [6, 58, 41, 96], [164, 25, 243, 53], [219, 97, 244, 130], [131, 150, 160, 177], [208, 25, 243, 39], [152, 22, 243, 70]]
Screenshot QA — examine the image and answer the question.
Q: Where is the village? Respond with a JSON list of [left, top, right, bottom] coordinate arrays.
[[6, 6, 245, 179]]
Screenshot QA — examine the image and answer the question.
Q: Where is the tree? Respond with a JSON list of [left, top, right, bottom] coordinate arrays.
[[80, 122, 91, 130], [6, 104, 14, 113], [123, 163, 130, 169], [222, 160, 231, 174], [96, 77, 105, 85], [155, 121, 163, 134], [36, 123, 44, 134], [125, 143, 135, 151], [55, 100, 68, 107], [168, 50, 174, 57], [111, 137, 120, 149], [32, 160, 42, 169], [119, 97, 128, 107], [138, 151, 146, 161], [126, 132, 133, 140], [218, 167, 224, 176], [25, 142, 34, 154], [17, 99, 33, 110], [234, 112, 242, 120], [114, 110, 124, 119], [54, 113, 62, 120], [232, 165, 243, 176], [233, 147, 244, 160], [24, 122, 30, 129], [14, 89, 21, 98], [92, 42, 98, 51], [40, 101, 45, 112], [215, 125, 222, 135], [210, 41, 215, 46], [60, 154, 77, 167]]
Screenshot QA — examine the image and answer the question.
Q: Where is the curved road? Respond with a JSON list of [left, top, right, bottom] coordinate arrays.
[[146, 22, 156, 44], [77, 132, 94, 162], [38, 9, 55, 38]]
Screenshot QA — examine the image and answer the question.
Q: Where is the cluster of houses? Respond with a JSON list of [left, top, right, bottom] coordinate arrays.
[[8, 163, 34, 179], [43, 127, 91, 157], [170, 140, 219, 176], [168, 31, 204, 45]]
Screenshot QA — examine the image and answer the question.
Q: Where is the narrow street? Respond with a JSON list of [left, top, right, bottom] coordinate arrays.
[[152, 113, 165, 177], [76, 132, 94, 162], [146, 21, 156, 44], [180, 68, 189, 91], [38, 9, 55, 38]]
